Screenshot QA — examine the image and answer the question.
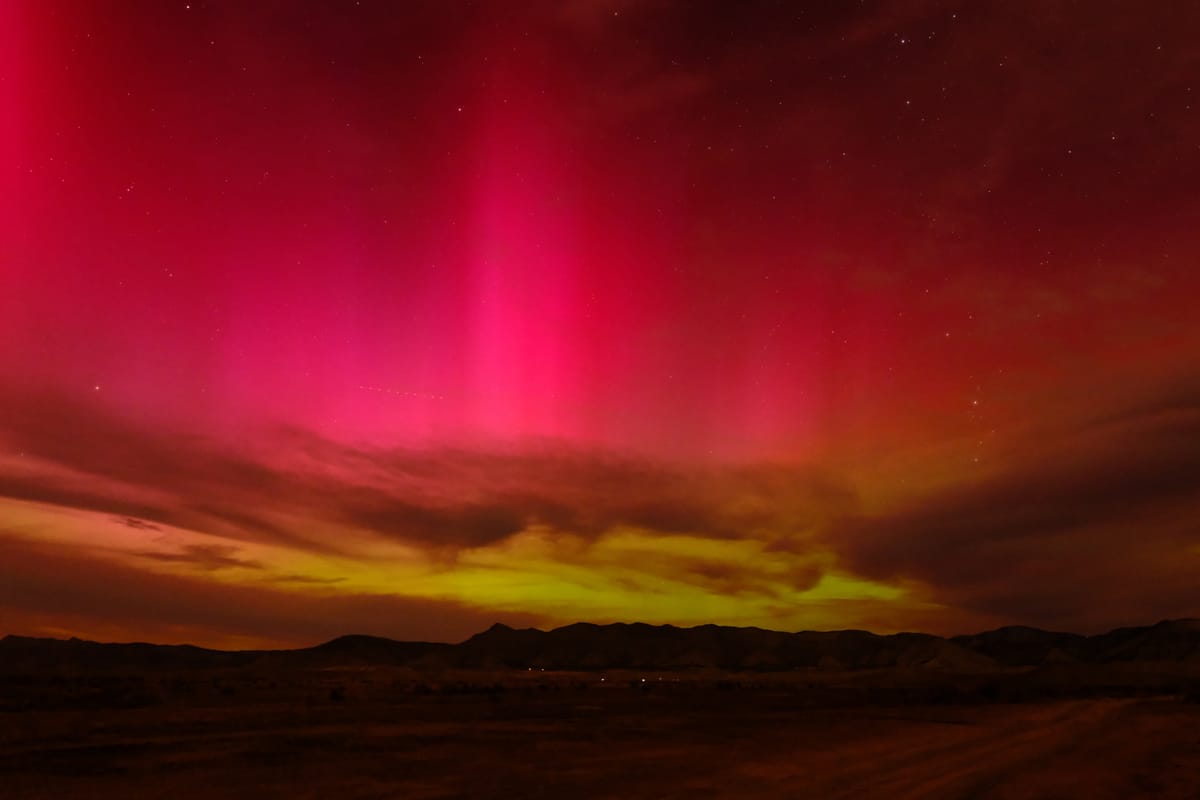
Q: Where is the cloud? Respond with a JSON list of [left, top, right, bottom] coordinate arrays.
[[0, 382, 869, 641], [115, 516, 162, 531], [0, 535, 540, 646], [827, 386, 1200, 631], [268, 574, 347, 586], [685, 559, 823, 598], [8, 379, 1198, 639], [0, 383, 850, 554], [0, 385, 331, 552], [135, 544, 265, 572]]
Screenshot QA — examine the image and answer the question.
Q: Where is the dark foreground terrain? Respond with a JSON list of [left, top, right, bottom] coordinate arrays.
[[4, 620, 1200, 798], [2, 668, 1200, 799]]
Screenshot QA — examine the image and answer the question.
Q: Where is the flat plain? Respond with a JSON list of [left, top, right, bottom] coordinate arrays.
[[3, 670, 1199, 799]]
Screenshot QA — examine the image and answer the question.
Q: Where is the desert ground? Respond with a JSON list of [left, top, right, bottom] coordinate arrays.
[[2, 670, 1199, 799]]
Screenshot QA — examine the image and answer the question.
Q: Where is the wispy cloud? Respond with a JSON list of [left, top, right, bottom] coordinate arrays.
[[3, 379, 1200, 642], [828, 382, 1200, 631]]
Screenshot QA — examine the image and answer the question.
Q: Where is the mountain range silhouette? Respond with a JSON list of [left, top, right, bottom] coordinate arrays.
[[4, 618, 1200, 674]]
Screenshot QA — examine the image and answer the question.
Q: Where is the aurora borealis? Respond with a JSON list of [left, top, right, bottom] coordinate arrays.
[[3, 0, 1200, 648]]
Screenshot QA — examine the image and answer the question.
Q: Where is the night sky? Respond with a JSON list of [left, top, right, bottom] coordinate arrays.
[[3, 0, 1200, 648]]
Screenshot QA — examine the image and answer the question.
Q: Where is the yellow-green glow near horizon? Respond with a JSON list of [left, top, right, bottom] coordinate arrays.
[[1, 499, 918, 643]]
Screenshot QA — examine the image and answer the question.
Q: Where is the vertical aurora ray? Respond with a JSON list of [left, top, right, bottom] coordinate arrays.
[[465, 45, 584, 442]]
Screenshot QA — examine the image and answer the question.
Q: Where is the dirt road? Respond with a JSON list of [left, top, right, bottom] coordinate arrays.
[[724, 699, 1200, 799]]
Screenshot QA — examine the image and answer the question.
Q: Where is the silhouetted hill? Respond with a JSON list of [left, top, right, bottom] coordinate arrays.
[[1081, 619, 1200, 663], [4, 618, 1200, 676], [284, 635, 450, 668], [951, 626, 1086, 666], [0, 635, 260, 674], [446, 623, 995, 671]]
